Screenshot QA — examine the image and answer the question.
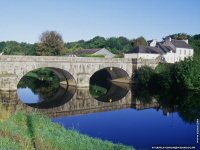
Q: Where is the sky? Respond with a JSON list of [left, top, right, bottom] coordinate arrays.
[[0, 0, 200, 43]]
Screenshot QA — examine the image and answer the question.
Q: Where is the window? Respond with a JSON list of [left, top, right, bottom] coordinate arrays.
[[179, 50, 181, 55], [184, 50, 186, 55]]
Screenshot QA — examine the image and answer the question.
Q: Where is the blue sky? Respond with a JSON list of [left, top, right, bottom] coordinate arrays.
[[0, 0, 200, 43]]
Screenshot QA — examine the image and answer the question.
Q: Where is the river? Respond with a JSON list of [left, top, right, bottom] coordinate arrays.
[[0, 75, 199, 149]]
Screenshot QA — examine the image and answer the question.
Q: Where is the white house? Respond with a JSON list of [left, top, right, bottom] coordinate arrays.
[[67, 48, 115, 58], [124, 45, 161, 59], [162, 38, 193, 63], [125, 38, 194, 63]]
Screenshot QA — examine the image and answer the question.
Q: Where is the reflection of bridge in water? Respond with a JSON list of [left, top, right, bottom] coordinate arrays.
[[0, 87, 160, 118]]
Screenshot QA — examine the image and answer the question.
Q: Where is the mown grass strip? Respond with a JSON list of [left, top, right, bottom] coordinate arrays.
[[0, 112, 135, 150]]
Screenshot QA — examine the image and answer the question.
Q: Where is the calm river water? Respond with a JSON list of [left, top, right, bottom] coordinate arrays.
[[0, 76, 199, 149]]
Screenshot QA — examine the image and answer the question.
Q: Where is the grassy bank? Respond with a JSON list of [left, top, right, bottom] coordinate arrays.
[[0, 112, 134, 150]]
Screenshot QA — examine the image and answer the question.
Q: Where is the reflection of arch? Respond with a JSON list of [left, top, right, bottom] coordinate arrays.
[[94, 83, 129, 103], [17, 67, 76, 87], [89, 67, 130, 102], [26, 86, 76, 109]]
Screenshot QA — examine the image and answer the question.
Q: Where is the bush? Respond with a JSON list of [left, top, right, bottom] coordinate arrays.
[[137, 66, 155, 87], [154, 63, 174, 89], [173, 57, 200, 91]]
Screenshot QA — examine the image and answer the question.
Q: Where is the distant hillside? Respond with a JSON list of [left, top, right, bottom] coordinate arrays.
[[65, 36, 133, 54], [0, 34, 200, 56]]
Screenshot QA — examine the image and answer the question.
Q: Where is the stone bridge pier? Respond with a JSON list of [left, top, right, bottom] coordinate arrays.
[[0, 56, 137, 91]]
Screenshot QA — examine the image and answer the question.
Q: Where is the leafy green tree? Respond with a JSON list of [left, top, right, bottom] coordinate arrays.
[[89, 36, 106, 48], [37, 31, 66, 56], [3, 41, 23, 55], [65, 36, 132, 54], [154, 63, 174, 89], [189, 34, 200, 54], [173, 57, 200, 90], [0, 41, 37, 55], [137, 66, 155, 87], [132, 36, 147, 48], [164, 33, 190, 40], [0, 42, 6, 52]]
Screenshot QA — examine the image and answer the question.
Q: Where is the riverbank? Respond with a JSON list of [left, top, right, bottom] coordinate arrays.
[[137, 55, 200, 92], [0, 112, 134, 150]]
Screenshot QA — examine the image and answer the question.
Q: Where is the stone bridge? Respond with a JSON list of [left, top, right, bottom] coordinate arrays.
[[0, 55, 137, 91]]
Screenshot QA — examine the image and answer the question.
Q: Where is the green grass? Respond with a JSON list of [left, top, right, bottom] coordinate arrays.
[[0, 112, 134, 150]]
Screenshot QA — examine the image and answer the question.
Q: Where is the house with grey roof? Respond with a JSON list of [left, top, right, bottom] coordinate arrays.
[[67, 48, 115, 58], [125, 38, 194, 63]]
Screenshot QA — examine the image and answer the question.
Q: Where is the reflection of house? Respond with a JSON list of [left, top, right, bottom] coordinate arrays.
[[67, 48, 115, 58], [125, 38, 194, 63]]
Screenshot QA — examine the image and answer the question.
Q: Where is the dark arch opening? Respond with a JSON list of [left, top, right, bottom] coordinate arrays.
[[89, 67, 130, 102], [17, 67, 76, 108]]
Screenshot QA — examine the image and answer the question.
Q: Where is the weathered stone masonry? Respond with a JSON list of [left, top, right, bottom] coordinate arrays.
[[0, 56, 135, 91], [0, 55, 159, 91]]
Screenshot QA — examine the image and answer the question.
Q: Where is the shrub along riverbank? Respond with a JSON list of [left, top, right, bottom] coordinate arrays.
[[0, 112, 134, 150], [137, 55, 200, 92]]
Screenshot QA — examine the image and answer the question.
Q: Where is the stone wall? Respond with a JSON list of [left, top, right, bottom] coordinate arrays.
[[132, 58, 159, 69]]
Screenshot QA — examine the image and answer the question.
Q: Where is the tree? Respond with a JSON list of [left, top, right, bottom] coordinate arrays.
[[137, 66, 155, 87], [189, 34, 200, 55], [132, 36, 147, 48], [37, 31, 65, 56], [163, 33, 190, 40]]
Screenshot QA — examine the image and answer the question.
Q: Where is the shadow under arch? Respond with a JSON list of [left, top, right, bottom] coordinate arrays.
[[17, 67, 77, 109], [17, 67, 76, 87], [48, 67, 76, 86], [89, 67, 130, 103], [26, 86, 76, 109]]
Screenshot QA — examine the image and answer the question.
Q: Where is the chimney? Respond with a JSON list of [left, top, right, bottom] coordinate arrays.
[[181, 39, 188, 44], [150, 39, 157, 47], [165, 37, 171, 42]]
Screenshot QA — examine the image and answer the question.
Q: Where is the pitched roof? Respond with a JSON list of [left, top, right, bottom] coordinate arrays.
[[157, 43, 175, 53], [68, 48, 102, 55], [171, 39, 193, 49], [127, 45, 165, 54]]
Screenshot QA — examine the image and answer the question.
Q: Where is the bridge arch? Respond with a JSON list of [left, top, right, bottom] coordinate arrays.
[[89, 67, 131, 102], [0, 56, 134, 91], [17, 67, 77, 108], [17, 67, 76, 87], [90, 67, 131, 84]]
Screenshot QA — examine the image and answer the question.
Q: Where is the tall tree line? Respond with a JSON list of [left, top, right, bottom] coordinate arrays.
[[0, 33, 200, 56]]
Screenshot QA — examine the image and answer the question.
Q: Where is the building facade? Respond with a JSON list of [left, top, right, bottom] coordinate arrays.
[[125, 38, 194, 63]]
